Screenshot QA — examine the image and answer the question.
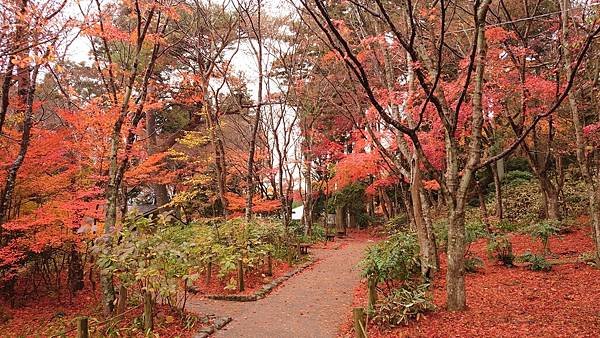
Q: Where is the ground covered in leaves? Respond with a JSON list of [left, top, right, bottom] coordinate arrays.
[[0, 286, 205, 337], [342, 226, 600, 337]]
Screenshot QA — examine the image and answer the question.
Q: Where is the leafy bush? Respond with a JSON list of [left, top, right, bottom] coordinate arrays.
[[497, 180, 541, 224], [327, 183, 369, 227], [524, 221, 562, 254], [496, 220, 519, 233], [579, 251, 599, 267], [506, 157, 531, 172], [97, 214, 201, 310], [464, 255, 484, 273], [434, 219, 487, 254], [187, 217, 302, 291], [361, 232, 421, 285], [465, 220, 488, 244], [486, 234, 515, 266], [372, 283, 434, 327], [309, 223, 326, 242], [518, 252, 552, 271], [504, 170, 533, 187], [383, 214, 410, 235]]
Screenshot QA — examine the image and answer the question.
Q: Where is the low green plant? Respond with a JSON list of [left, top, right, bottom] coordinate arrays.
[[579, 251, 599, 267], [518, 252, 552, 271], [465, 220, 488, 245], [361, 232, 421, 285], [372, 283, 435, 327], [464, 255, 484, 273], [97, 213, 201, 311], [504, 170, 533, 187], [486, 234, 515, 266], [383, 214, 410, 235], [496, 220, 519, 233], [524, 221, 562, 255]]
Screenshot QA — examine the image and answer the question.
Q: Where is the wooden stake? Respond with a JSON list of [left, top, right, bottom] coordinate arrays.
[[206, 260, 212, 284], [143, 290, 153, 332], [76, 317, 89, 338], [353, 307, 367, 338], [266, 252, 273, 276], [237, 259, 245, 291], [116, 284, 127, 315], [367, 276, 377, 313]]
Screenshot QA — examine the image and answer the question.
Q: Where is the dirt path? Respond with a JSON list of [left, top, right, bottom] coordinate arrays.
[[187, 236, 372, 338]]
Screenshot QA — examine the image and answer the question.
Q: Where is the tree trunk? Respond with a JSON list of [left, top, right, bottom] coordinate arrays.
[[475, 178, 490, 230], [446, 209, 466, 310], [411, 159, 433, 279], [146, 109, 170, 207], [68, 246, 84, 293], [560, 0, 600, 263], [0, 10, 34, 223], [540, 177, 561, 221], [335, 206, 347, 234], [143, 290, 153, 332], [491, 164, 503, 220], [303, 151, 313, 235], [244, 0, 263, 221], [420, 188, 439, 271], [446, 0, 491, 311]]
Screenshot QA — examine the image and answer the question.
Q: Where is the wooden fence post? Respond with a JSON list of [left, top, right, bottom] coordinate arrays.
[[353, 307, 367, 338], [266, 252, 273, 276], [117, 285, 127, 315], [237, 259, 245, 292], [206, 260, 212, 285], [143, 290, 153, 332], [77, 317, 89, 338], [367, 276, 377, 313]]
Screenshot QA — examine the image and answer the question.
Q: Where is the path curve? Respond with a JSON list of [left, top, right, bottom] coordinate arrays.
[[187, 237, 372, 338]]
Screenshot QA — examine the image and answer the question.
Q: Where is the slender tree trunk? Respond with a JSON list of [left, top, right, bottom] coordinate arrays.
[[205, 104, 228, 216], [446, 0, 491, 310], [101, 7, 157, 315], [420, 188, 439, 270], [0, 1, 31, 223], [490, 164, 503, 220], [303, 152, 313, 234], [146, 109, 170, 207], [411, 157, 433, 279], [540, 177, 561, 221], [244, 0, 263, 221], [476, 178, 490, 230], [560, 0, 600, 262]]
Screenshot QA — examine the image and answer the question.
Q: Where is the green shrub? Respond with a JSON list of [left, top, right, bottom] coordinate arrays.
[[97, 214, 201, 311], [496, 220, 519, 233], [465, 220, 488, 244], [506, 157, 530, 173], [504, 170, 533, 186], [383, 214, 410, 234], [524, 220, 562, 254], [579, 251, 599, 267], [372, 283, 435, 327], [464, 255, 484, 273], [518, 252, 552, 271], [361, 232, 421, 284], [486, 234, 515, 266], [497, 180, 541, 224], [309, 223, 326, 242]]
